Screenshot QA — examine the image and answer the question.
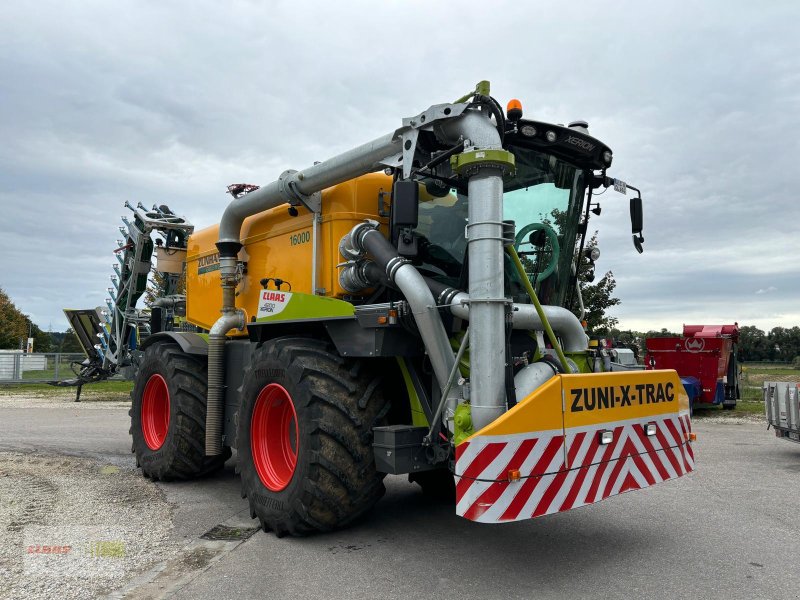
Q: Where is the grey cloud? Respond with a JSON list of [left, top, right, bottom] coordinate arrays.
[[1, 0, 798, 332]]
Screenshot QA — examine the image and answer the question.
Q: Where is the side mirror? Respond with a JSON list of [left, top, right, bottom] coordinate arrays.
[[630, 196, 644, 254], [392, 179, 420, 257], [392, 179, 419, 228]]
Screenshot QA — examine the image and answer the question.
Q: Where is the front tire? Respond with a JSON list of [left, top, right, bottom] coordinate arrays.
[[238, 337, 389, 536], [130, 343, 230, 481]]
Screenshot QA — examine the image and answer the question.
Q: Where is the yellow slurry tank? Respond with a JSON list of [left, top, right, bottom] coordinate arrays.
[[185, 173, 391, 331]]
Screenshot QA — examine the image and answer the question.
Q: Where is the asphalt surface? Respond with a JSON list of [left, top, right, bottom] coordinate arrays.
[[1, 393, 799, 600]]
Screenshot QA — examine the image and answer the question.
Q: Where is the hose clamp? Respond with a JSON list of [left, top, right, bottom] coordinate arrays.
[[450, 148, 516, 177], [385, 255, 410, 283], [278, 169, 321, 213]]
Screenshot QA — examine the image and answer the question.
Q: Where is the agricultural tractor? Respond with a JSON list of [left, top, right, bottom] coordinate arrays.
[[63, 82, 694, 535]]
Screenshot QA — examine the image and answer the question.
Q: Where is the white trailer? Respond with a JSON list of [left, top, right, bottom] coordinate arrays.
[[764, 382, 800, 443]]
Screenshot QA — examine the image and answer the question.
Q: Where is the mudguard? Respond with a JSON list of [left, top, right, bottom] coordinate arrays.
[[139, 331, 209, 356]]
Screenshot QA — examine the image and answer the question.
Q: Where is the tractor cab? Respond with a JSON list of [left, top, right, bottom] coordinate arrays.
[[411, 114, 627, 310]]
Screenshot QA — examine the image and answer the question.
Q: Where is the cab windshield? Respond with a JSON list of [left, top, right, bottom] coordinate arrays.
[[504, 147, 586, 306], [414, 148, 586, 307]]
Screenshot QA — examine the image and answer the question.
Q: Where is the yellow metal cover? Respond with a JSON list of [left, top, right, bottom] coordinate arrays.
[[455, 370, 693, 523]]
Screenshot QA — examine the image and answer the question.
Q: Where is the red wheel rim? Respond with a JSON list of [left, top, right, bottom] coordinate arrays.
[[141, 374, 170, 450], [251, 383, 298, 492]]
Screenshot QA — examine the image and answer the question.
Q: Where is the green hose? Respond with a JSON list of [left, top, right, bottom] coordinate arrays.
[[506, 246, 571, 373]]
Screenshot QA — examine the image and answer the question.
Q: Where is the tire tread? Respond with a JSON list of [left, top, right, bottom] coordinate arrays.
[[239, 337, 389, 536]]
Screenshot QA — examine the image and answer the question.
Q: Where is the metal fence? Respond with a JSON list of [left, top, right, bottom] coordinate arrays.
[[0, 352, 85, 384]]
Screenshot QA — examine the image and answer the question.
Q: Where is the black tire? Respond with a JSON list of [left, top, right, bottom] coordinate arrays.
[[130, 342, 230, 481], [409, 469, 455, 501], [722, 403, 736, 410], [238, 337, 390, 537]]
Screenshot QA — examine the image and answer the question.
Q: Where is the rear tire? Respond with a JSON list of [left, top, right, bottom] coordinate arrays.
[[130, 343, 230, 481], [238, 337, 390, 536]]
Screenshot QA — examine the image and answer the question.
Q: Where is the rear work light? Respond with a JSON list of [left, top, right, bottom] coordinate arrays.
[[599, 430, 614, 445]]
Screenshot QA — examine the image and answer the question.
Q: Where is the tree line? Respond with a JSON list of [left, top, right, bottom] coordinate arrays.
[[0, 287, 83, 353], [737, 325, 800, 364], [605, 325, 800, 365], [3, 282, 798, 365]]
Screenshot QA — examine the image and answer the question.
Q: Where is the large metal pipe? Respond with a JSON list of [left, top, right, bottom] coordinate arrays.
[[436, 290, 587, 353], [354, 265, 588, 353], [218, 133, 400, 247], [464, 170, 507, 431], [437, 110, 508, 432], [344, 224, 456, 393]]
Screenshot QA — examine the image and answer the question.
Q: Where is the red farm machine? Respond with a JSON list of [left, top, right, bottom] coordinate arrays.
[[645, 324, 740, 411]]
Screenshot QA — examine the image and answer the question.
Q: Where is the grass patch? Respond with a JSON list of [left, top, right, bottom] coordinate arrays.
[[0, 379, 133, 400], [692, 400, 765, 420], [737, 364, 799, 406]]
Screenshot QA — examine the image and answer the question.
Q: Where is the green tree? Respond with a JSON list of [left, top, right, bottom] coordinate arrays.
[[646, 328, 680, 338], [567, 231, 621, 334], [768, 326, 800, 362], [0, 287, 51, 351], [578, 270, 621, 333], [59, 329, 84, 353], [739, 325, 768, 361], [31, 323, 52, 352], [0, 287, 25, 348]]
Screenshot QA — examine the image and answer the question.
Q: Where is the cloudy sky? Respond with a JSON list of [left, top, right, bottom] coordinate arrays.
[[1, 1, 798, 334]]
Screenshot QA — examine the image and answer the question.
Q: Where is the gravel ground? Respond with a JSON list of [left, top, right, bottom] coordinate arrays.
[[0, 389, 131, 408], [0, 433, 179, 599], [693, 413, 765, 425], [0, 389, 793, 599]]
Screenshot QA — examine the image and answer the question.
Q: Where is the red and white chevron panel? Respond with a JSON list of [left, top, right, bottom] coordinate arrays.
[[455, 413, 693, 523]]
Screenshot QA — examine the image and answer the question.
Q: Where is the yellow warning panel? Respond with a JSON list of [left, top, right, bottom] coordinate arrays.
[[562, 370, 688, 428], [468, 376, 564, 439]]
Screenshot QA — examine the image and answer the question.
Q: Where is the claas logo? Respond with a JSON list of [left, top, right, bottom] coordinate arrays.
[[261, 291, 286, 303]]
